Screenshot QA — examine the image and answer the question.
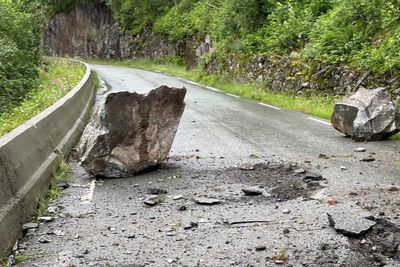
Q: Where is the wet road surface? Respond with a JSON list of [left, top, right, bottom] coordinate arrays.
[[11, 65, 400, 266]]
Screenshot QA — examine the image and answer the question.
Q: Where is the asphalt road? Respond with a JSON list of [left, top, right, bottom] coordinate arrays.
[[92, 64, 400, 191], [12, 65, 400, 267]]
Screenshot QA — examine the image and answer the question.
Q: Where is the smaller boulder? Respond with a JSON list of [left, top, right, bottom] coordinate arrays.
[[331, 88, 400, 141]]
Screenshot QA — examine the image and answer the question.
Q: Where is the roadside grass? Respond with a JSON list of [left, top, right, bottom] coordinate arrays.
[[34, 155, 71, 219], [92, 70, 102, 90], [0, 58, 85, 137], [14, 254, 34, 264], [390, 133, 400, 140], [89, 59, 339, 119]]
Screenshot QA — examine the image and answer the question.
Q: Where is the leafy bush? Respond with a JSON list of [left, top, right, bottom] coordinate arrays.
[[0, 59, 85, 136], [106, 0, 174, 33], [39, 0, 90, 15], [0, 1, 41, 114], [86, 0, 400, 74]]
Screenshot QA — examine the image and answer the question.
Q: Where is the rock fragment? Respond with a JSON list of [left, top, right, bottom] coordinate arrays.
[[182, 221, 198, 230], [78, 86, 187, 177], [303, 172, 323, 181], [327, 210, 376, 237], [293, 168, 306, 174], [242, 187, 263, 196], [354, 147, 366, 152], [144, 195, 162, 206], [194, 197, 221, 205], [360, 157, 376, 162], [147, 188, 168, 195], [282, 209, 291, 214], [37, 216, 55, 223], [255, 245, 266, 251], [22, 223, 39, 231]]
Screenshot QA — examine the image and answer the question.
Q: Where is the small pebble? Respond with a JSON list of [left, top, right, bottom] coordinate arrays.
[[172, 195, 183, 200], [283, 209, 291, 214], [255, 245, 266, 251], [354, 147, 366, 152]]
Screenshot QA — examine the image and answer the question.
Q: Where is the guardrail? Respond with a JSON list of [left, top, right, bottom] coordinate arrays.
[[0, 59, 96, 258]]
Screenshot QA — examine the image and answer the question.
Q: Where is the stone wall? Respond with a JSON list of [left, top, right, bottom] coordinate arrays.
[[204, 54, 397, 95]]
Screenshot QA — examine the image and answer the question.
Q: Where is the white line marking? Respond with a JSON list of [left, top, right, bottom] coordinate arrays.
[[258, 102, 281, 110], [206, 86, 221, 92], [226, 93, 240, 98], [81, 178, 96, 203], [307, 117, 331, 126]]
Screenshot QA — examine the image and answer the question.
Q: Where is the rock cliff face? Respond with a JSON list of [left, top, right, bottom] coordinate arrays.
[[44, 0, 210, 64]]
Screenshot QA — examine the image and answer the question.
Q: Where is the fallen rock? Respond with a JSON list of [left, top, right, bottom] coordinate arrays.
[[360, 157, 376, 162], [255, 245, 266, 251], [37, 216, 55, 223], [147, 188, 168, 195], [327, 210, 376, 237], [194, 197, 221, 205], [172, 195, 183, 200], [22, 222, 39, 231], [331, 87, 400, 141], [242, 187, 263, 196], [78, 86, 187, 177], [293, 168, 306, 174], [354, 147, 366, 152], [182, 220, 198, 230], [282, 209, 291, 214], [144, 195, 162, 206], [57, 181, 70, 190], [303, 172, 323, 181], [388, 186, 399, 192]]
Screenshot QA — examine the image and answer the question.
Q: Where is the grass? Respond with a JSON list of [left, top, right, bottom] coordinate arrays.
[[89, 59, 340, 119], [14, 254, 34, 264], [34, 154, 71, 220], [390, 133, 400, 140], [92, 70, 102, 90], [0, 58, 85, 136]]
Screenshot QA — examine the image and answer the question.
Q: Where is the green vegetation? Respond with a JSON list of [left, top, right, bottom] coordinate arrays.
[[35, 154, 71, 219], [0, 58, 85, 136], [90, 59, 338, 119], [0, 0, 42, 114], [14, 254, 34, 264], [103, 0, 400, 75]]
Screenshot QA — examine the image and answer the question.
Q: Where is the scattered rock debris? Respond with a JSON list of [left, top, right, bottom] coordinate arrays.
[[11, 160, 400, 266]]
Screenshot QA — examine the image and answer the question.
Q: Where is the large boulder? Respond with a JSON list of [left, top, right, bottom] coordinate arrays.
[[78, 86, 186, 177], [331, 87, 400, 141]]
